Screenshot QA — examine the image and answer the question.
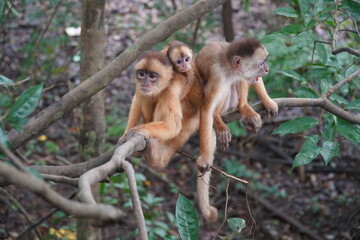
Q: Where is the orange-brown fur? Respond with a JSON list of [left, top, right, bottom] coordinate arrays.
[[194, 38, 278, 222]]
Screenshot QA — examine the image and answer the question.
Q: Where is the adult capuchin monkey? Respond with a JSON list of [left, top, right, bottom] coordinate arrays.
[[195, 38, 278, 222]]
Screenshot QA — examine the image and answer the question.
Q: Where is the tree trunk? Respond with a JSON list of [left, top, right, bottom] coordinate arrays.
[[77, 0, 106, 239], [222, 0, 234, 42]]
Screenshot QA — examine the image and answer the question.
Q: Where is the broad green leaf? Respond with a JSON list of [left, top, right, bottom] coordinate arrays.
[[176, 193, 198, 240], [279, 24, 304, 34], [315, 43, 327, 65], [293, 87, 318, 98], [6, 84, 43, 123], [244, 0, 250, 13], [345, 100, 360, 110], [274, 7, 298, 18], [0, 75, 13, 90], [329, 94, 349, 105], [336, 118, 360, 144], [293, 135, 321, 169], [0, 75, 13, 85], [320, 141, 340, 165], [272, 117, 319, 136], [320, 78, 332, 94], [0, 127, 9, 158], [278, 70, 306, 83], [298, 0, 310, 16], [321, 114, 336, 141], [227, 218, 246, 233], [342, 0, 360, 19]]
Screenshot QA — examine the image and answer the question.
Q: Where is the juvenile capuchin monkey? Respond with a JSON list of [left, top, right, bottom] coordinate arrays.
[[195, 38, 278, 222], [119, 50, 183, 145], [140, 41, 203, 170]]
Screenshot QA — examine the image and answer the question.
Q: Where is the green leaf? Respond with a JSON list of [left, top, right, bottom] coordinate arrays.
[[293, 87, 318, 98], [336, 118, 360, 144], [272, 117, 319, 136], [293, 135, 321, 169], [279, 24, 305, 34], [298, 0, 310, 16], [228, 121, 246, 137], [278, 70, 306, 83], [274, 7, 298, 18], [0, 75, 13, 90], [344, 100, 360, 110], [227, 218, 246, 233], [329, 94, 349, 105], [6, 84, 43, 123], [0, 127, 8, 146], [176, 193, 198, 240], [320, 141, 340, 165], [315, 43, 327, 65], [342, 0, 360, 19], [321, 114, 336, 141], [320, 78, 332, 94]]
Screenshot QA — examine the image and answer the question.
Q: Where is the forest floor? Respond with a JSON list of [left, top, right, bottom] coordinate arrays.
[[0, 0, 359, 240]]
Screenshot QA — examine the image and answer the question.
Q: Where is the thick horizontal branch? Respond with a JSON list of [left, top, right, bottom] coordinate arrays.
[[223, 97, 360, 125], [0, 162, 125, 224], [8, 0, 228, 150]]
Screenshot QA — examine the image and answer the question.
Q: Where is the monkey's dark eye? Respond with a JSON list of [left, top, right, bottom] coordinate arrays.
[[149, 72, 157, 80], [177, 59, 182, 64], [138, 70, 145, 78], [185, 57, 190, 62]]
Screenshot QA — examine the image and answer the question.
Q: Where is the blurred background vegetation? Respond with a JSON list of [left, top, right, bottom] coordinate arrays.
[[0, 0, 359, 239]]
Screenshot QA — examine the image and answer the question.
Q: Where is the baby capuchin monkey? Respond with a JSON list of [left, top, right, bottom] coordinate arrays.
[[194, 38, 278, 222], [119, 50, 183, 145]]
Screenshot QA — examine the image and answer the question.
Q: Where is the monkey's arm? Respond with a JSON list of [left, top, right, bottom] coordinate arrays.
[[125, 95, 142, 132], [213, 97, 232, 150], [237, 81, 262, 132], [252, 77, 278, 117]]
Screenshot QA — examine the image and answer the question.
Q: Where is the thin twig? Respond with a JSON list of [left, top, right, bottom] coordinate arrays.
[[323, 68, 360, 98], [332, 0, 340, 50], [213, 179, 230, 240], [332, 47, 360, 58], [0, 188, 43, 240], [191, 18, 201, 49], [211, 166, 249, 184], [0, 142, 27, 172]]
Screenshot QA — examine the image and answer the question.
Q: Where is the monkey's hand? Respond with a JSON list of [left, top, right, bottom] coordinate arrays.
[[196, 155, 213, 173], [215, 126, 232, 150], [263, 98, 278, 117], [240, 106, 262, 133], [117, 128, 146, 145]]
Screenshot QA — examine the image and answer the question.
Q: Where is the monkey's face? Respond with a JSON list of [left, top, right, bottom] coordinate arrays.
[[169, 47, 193, 73], [135, 53, 173, 96], [239, 46, 269, 84]]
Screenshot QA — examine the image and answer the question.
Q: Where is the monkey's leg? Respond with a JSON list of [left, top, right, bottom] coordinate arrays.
[[197, 130, 218, 222], [237, 81, 262, 132], [144, 115, 199, 170], [252, 77, 278, 117]]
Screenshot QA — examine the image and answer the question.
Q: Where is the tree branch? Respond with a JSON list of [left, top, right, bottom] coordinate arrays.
[[323, 68, 360, 98], [0, 161, 125, 225], [332, 47, 360, 58], [8, 0, 228, 150]]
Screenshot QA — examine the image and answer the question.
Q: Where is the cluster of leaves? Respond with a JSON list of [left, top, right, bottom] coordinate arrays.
[[262, 0, 360, 168]]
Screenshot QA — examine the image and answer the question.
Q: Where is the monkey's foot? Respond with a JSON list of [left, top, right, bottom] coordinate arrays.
[[202, 206, 218, 222], [215, 127, 232, 150], [263, 99, 278, 117], [196, 155, 213, 172], [241, 111, 262, 133]]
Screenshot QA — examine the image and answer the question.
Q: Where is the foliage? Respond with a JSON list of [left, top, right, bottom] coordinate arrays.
[[267, 0, 360, 168]]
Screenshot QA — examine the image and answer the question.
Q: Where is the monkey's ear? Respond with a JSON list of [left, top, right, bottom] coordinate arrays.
[[231, 56, 241, 70]]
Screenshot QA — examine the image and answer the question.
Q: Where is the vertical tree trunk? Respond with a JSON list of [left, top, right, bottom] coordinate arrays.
[[222, 0, 234, 42], [77, 0, 105, 239]]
